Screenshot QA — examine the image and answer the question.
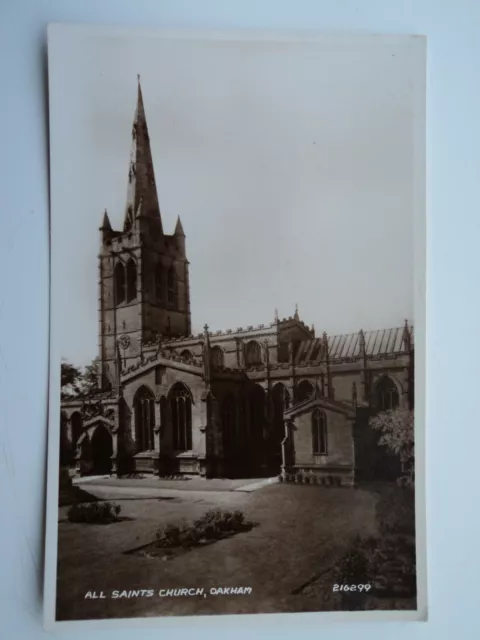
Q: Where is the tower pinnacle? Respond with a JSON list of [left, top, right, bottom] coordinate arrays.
[[100, 209, 112, 230], [174, 216, 185, 236]]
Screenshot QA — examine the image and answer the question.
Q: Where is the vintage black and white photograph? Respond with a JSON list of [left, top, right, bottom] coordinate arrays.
[[45, 26, 426, 626]]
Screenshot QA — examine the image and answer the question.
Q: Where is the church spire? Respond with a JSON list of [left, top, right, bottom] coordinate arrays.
[[123, 76, 163, 234]]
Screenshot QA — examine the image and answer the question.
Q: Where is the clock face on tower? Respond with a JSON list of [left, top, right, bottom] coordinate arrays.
[[118, 334, 130, 350]]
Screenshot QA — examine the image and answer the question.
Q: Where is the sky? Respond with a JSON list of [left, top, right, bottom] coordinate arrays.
[[48, 29, 424, 367]]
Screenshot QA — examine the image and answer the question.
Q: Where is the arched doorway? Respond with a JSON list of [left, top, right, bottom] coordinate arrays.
[[91, 425, 113, 475]]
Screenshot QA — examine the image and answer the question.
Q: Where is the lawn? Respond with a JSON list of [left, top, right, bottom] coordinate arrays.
[[56, 482, 380, 621]]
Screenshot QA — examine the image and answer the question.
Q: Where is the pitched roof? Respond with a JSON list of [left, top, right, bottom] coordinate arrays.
[[285, 394, 355, 418], [293, 325, 412, 364]]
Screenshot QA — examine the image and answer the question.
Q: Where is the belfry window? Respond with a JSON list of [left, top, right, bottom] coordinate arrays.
[[312, 409, 327, 455], [169, 383, 192, 452], [155, 263, 163, 303], [126, 259, 137, 302], [114, 262, 126, 305], [167, 266, 176, 307]]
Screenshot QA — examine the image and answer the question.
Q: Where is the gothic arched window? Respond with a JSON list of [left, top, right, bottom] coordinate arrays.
[[312, 409, 327, 455], [134, 386, 155, 451], [180, 349, 194, 361], [114, 262, 126, 305], [211, 346, 224, 368], [169, 383, 192, 451], [155, 263, 163, 303], [375, 376, 400, 411], [245, 340, 262, 366], [167, 265, 176, 308], [126, 259, 137, 302], [297, 379, 315, 403]]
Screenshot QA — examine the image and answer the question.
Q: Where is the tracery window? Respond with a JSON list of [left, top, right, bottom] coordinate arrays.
[[126, 259, 137, 302], [297, 379, 315, 402], [155, 263, 163, 303], [245, 340, 262, 366], [169, 383, 192, 451], [134, 386, 155, 451], [211, 346, 224, 368], [167, 266, 176, 307], [375, 376, 400, 411], [114, 262, 126, 305], [312, 409, 327, 455]]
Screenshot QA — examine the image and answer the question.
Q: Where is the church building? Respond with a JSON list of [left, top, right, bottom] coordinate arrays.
[[60, 79, 414, 486]]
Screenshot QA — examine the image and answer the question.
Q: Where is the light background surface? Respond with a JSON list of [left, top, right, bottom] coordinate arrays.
[[49, 29, 418, 367], [0, 0, 478, 638]]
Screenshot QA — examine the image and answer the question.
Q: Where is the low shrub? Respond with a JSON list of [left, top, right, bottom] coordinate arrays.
[[156, 509, 253, 548], [375, 486, 415, 537], [333, 486, 416, 602], [67, 501, 122, 524]]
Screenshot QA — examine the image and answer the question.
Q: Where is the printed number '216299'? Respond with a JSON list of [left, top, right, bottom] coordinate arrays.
[[332, 584, 371, 592]]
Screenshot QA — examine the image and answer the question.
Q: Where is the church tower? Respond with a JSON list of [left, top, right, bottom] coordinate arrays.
[[97, 77, 191, 389]]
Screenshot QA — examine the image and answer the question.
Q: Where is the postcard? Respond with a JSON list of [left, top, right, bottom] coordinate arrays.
[[44, 25, 427, 628]]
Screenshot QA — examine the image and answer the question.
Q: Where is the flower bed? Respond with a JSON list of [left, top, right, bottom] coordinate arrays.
[[67, 501, 122, 524]]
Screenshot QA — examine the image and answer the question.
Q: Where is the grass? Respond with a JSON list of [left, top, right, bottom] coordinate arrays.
[[56, 483, 381, 620]]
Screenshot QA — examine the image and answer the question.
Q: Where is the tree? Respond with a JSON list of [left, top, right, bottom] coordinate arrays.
[[369, 409, 414, 484], [61, 361, 82, 399], [81, 361, 100, 397], [61, 360, 100, 401]]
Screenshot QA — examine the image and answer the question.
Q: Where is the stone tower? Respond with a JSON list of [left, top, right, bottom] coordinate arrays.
[[97, 77, 191, 389]]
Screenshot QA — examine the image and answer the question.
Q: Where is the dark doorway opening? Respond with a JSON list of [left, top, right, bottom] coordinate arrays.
[[91, 425, 113, 475]]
